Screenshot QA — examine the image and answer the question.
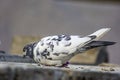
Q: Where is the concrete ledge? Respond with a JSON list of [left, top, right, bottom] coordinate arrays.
[[0, 62, 120, 80]]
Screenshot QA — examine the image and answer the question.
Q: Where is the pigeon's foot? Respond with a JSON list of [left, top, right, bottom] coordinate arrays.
[[60, 62, 69, 67]]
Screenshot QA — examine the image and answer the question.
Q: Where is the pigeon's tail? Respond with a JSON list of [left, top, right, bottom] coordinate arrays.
[[89, 28, 111, 40], [77, 28, 113, 52], [83, 41, 116, 50], [76, 28, 111, 51]]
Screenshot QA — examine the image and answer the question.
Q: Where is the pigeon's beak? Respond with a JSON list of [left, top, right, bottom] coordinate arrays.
[[83, 41, 116, 50]]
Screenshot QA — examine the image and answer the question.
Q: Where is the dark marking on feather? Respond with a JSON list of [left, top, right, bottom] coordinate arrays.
[[37, 51, 40, 56], [62, 52, 68, 54], [57, 35, 62, 41], [61, 34, 68, 38], [41, 42, 44, 46], [47, 42, 51, 45], [88, 35, 96, 40], [38, 58, 41, 61], [58, 34, 67, 39], [47, 42, 54, 51], [46, 38, 50, 41], [36, 48, 40, 56], [41, 49, 49, 59], [53, 53, 59, 56], [52, 38, 59, 41], [50, 44, 54, 48], [65, 35, 71, 41], [47, 58, 52, 60], [47, 52, 50, 56], [65, 42, 71, 47], [50, 44, 54, 51]]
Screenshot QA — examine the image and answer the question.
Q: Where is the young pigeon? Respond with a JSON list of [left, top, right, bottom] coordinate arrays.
[[23, 28, 115, 66]]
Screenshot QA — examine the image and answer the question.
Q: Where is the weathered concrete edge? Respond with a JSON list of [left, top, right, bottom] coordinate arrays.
[[0, 62, 120, 73], [0, 62, 120, 80]]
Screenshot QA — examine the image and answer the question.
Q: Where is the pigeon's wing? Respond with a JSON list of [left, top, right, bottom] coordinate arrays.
[[46, 35, 93, 60]]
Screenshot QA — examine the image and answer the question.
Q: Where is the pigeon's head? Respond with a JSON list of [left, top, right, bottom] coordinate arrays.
[[23, 42, 37, 58]]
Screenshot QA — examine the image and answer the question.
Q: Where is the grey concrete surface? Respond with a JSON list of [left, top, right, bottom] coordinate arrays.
[[0, 62, 120, 80], [0, 0, 120, 64]]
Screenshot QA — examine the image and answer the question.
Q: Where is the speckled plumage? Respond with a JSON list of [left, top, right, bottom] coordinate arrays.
[[23, 28, 114, 66]]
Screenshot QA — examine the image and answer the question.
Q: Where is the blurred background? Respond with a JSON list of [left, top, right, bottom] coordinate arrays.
[[0, 0, 120, 64]]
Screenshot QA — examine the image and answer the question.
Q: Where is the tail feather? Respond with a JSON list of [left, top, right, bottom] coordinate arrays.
[[83, 41, 116, 50], [89, 28, 111, 40], [77, 28, 111, 49]]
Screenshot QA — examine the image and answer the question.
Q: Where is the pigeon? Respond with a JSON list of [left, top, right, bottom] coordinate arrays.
[[23, 28, 115, 66]]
